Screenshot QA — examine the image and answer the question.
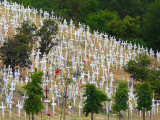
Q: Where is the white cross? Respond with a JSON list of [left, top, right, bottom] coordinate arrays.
[[0, 102, 6, 118], [16, 100, 23, 118]]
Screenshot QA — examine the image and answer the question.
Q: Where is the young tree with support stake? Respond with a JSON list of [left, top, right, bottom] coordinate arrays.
[[60, 46, 74, 120], [135, 82, 152, 120], [83, 84, 108, 120], [113, 82, 129, 120], [23, 72, 44, 120]]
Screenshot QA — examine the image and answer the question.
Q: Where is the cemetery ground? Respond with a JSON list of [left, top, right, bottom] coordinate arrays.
[[0, 1, 160, 120]]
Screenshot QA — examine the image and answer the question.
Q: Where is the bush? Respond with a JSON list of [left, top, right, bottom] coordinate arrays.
[[108, 16, 141, 39], [85, 9, 118, 33]]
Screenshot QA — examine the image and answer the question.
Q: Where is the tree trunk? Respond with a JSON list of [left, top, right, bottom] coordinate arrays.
[[12, 67, 15, 77], [150, 110, 151, 120], [128, 108, 129, 120], [91, 90, 93, 120], [63, 85, 68, 120], [32, 113, 34, 120], [91, 110, 93, 120], [108, 103, 109, 120], [119, 112, 121, 120], [60, 93, 64, 120], [41, 111, 42, 120], [143, 109, 145, 120]]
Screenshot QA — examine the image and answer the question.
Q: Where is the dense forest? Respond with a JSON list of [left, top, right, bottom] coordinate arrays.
[[8, 0, 160, 52]]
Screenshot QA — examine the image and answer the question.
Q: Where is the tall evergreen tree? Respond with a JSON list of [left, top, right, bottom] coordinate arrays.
[[135, 82, 152, 120], [23, 72, 44, 120], [83, 84, 108, 120], [113, 82, 129, 120]]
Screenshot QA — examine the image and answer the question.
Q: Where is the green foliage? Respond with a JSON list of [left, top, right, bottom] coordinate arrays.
[[108, 16, 141, 39], [127, 38, 147, 47], [68, 0, 84, 24], [135, 82, 152, 111], [85, 9, 118, 33], [11, 0, 31, 7], [64, 77, 73, 85], [15, 85, 24, 96], [0, 36, 31, 71], [124, 53, 160, 97], [16, 20, 37, 43], [83, 84, 108, 117], [0, 20, 35, 72], [113, 82, 129, 113], [81, 0, 99, 22], [11, 0, 160, 52], [23, 72, 44, 115], [106, 0, 152, 19], [148, 68, 160, 98], [37, 19, 58, 55], [142, 0, 160, 51], [124, 54, 151, 82]]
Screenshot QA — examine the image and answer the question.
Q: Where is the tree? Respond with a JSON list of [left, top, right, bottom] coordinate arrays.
[[23, 72, 44, 120], [124, 53, 151, 82], [62, 77, 73, 120], [124, 54, 160, 98], [113, 82, 129, 120], [83, 84, 108, 120], [108, 16, 141, 40], [0, 34, 31, 73], [60, 52, 74, 120], [0, 20, 36, 73], [81, 0, 99, 22], [106, 0, 150, 19], [147, 68, 160, 98], [142, 0, 160, 51], [85, 9, 118, 33], [37, 19, 58, 55], [135, 82, 152, 120], [16, 20, 37, 44], [68, 0, 84, 25]]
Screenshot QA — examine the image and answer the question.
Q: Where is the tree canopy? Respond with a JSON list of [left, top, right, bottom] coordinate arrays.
[[135, 82, 152, 111], [0, 35, 31, 72], [85, 9, 118, 33], [142, 0, 160, 51], [23, 72, 44, 120], [113, 82, 129, 119], [124, 54, 152, 82], [108, 16, 141, 39], [37, 19, 58, 55], [83, 84, 108, 120], [10, 0, 159, 51], [124, 53, 160, 98], [16, 20, 37, 43]]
